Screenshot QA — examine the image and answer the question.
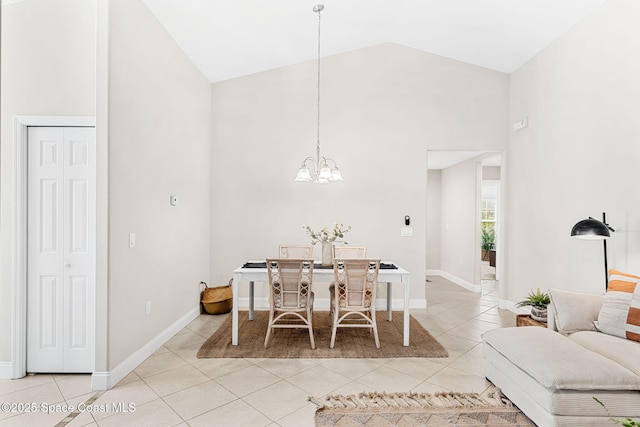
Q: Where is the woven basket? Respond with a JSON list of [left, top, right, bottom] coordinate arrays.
[[201, 280, 233, 315]]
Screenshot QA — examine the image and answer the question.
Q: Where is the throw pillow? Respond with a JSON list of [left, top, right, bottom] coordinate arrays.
[[608, 269, 640, 292], [626, 284, 640, 342], [549, 288, 601, 334], [595, 269, 640, 338]]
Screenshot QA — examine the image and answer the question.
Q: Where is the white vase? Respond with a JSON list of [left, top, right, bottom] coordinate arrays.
[[531, 307, 548, 323], [321, 242, 333, 266]]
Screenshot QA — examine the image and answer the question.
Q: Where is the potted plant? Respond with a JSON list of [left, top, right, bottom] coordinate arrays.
[[516, 288, 551, 322], [481, 229, 495, 260]]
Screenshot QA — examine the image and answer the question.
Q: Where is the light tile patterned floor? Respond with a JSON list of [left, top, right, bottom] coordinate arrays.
[[0, 276, 514, 426]]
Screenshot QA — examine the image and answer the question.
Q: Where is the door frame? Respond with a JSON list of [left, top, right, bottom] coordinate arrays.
[[12, 115, 96, 378]]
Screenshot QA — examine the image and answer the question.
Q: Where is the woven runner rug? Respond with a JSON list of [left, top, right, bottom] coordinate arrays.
[[309, 388, 535, 426], [197, 311, 448, 358]]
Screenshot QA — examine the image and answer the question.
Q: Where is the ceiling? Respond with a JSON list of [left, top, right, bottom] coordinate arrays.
[[142, 0, 606, 83]]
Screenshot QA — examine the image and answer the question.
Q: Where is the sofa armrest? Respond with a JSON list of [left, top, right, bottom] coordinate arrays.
[[548, 288, 603, 334]]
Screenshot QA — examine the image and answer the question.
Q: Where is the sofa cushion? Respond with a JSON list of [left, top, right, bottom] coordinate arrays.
[[569, 331, 640, 377], [484, 342, 640, 418], [549, 289, 602, 334], [482, 327, 640, 390], [627, 284, 640, 342]]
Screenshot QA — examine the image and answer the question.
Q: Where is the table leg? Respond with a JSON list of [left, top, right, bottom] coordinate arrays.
[[403, 275, 410, 346], [249, 281, 255, 321], [387, 282, 392, 321], [232, 274, 240, 345]]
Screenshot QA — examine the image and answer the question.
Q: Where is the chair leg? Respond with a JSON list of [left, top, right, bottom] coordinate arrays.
[[264, 310, 275, 349], [308, 307, 315, 350], [371, 308, 380, 349], [330, 307, 339, 349]]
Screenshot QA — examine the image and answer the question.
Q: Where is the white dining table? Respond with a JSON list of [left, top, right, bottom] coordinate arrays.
[[231, 262, 411, 346]]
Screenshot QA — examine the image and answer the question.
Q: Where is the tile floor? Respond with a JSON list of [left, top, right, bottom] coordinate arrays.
[[0, 276, 515, 426]]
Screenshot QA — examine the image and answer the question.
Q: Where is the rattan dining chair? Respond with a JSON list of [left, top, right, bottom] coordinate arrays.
[[332, 246, 366, 259], [330, 246, 367, 318], [330, 259, 381, 349], [264, 258, 316, 349], [279, 245, 313, 259]]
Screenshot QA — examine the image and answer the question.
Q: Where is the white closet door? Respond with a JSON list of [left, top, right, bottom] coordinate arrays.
[[27, 127, 95, 373]]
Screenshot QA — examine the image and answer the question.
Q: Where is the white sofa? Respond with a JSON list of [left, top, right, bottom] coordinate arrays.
[[482, 289, 640, 426]]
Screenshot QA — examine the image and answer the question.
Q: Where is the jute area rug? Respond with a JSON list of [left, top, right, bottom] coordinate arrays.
[[309, 387, 536, 426], [197, 311, 448, 358]]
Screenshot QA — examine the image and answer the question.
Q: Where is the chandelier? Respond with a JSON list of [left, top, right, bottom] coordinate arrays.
[[294, 4, 343, 184]]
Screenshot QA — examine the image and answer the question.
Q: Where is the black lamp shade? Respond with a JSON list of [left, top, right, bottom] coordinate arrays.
[[570, 218, 611, 240]]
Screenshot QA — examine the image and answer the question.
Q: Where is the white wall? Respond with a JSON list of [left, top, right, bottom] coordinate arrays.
[[107, 0, 212, 368], [210, 43, 508, 305], [0, 0, 97, 365], [426, 170, 442, 270], [439, 158, 481, 285], [506, 0, 640, 302]]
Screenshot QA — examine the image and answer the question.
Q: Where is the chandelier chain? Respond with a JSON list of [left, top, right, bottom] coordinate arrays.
[[316, 7, 321, 157], [294, 4, 343, 183]]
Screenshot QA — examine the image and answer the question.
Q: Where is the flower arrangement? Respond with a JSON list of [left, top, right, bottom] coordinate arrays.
[[303, 223, 351, 245]]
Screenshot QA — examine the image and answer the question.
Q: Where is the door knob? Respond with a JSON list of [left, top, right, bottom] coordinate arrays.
[[64, 262, 71, 268]]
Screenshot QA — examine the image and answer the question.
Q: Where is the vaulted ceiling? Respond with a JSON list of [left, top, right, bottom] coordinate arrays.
[[142, 0, 606, 83]]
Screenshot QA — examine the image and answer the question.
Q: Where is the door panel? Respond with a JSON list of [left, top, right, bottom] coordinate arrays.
[[70, 179, 88, 253], [39, 276, 59, 349], [27, 126, 95, 373], [40, 179, 59, 252]]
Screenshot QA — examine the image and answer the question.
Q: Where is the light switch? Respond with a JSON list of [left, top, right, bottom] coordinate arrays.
[[401, 227, 413, 237], [170, 195, 178, 206], [129, 233, 136, 248]]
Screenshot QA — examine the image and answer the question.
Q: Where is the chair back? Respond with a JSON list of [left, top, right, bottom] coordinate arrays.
[[332, 246, 366, 260], [279, 245, 313, 259], [333, 259, 380, 309], [266, 259, 314, 310]]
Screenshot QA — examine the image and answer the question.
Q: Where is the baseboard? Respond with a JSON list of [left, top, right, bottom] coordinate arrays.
[[437, 270, 482, 293], [0, 362, 13, 379], [91, 306, 199, 391], [238, 297, 427, 311]]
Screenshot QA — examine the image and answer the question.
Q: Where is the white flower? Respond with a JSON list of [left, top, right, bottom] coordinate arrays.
[[303, 223, 351, 245]]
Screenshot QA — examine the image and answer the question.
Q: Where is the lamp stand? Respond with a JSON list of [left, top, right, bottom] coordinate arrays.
[[602, 212, 609, 290]]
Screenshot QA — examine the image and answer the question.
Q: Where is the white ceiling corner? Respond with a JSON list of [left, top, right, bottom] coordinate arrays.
[[142, 0, 607, 83]]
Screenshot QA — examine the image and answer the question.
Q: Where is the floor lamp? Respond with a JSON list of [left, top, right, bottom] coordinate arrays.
[[570, 212, 615, 290]]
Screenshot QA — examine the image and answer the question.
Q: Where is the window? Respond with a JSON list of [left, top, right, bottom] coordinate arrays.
[[481, 181, 498, 243]]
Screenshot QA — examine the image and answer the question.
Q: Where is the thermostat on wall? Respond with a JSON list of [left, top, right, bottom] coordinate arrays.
[[513, 117, 528, 131]]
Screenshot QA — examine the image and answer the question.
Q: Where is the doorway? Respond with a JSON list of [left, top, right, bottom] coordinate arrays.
[[11, 116, 96, 377], [26, 126, 96, 372], [426, 150, 504, 291]]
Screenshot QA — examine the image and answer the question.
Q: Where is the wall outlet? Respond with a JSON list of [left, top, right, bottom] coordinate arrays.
[[145, 300, 151, 316]]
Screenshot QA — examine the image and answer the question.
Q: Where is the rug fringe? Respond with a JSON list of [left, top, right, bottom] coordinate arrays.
[[308, 389, 512, 410]]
